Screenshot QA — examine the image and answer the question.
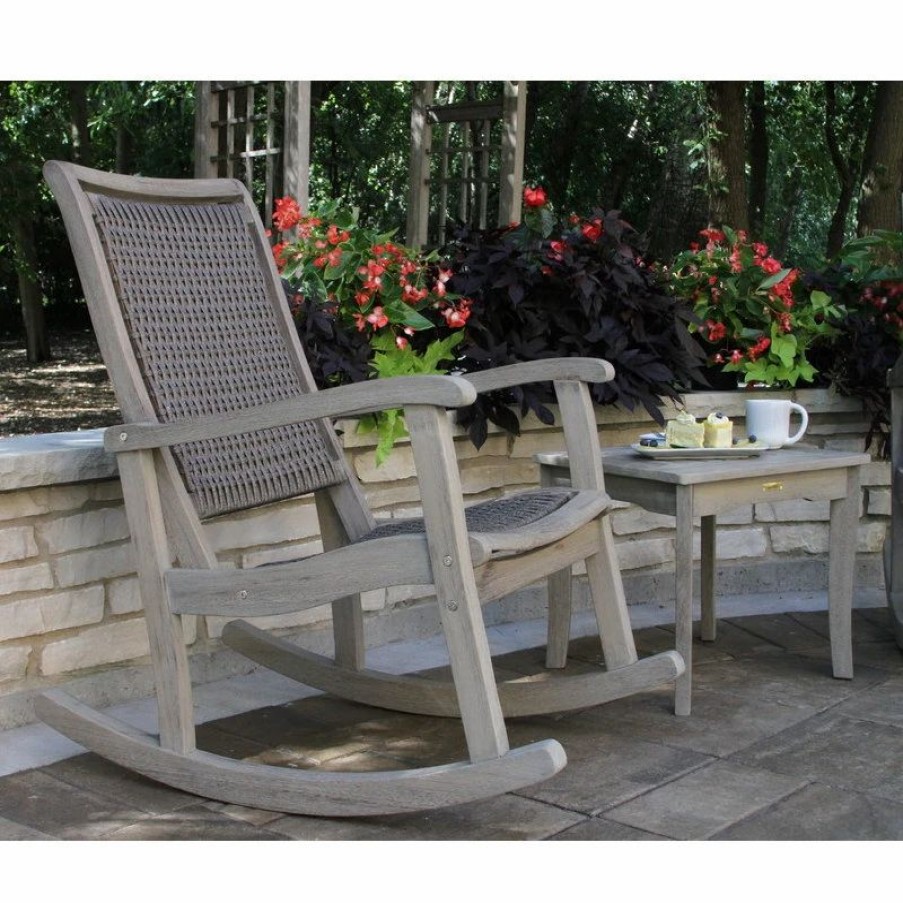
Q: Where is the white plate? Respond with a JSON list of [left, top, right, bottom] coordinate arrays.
[[630, 442, 765, 459]]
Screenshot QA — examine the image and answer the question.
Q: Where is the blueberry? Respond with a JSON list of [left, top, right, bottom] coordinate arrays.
[[732, 438, 739, 445], [649, 439, 659, 447], [639, 438, 650, 446], [715, 411, 723, 418], [748, 434, 757, 443]]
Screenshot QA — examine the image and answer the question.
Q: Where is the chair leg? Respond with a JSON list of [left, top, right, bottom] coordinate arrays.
[[585, 519, 639, 670], [541, 462, 571, 668], [546, 567, 572, 668], [406, 404, 509, 762], [315, 491, 365, 669], [117, 451, 195, 753]]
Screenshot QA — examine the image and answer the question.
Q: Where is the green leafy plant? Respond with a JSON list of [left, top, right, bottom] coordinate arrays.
[[806, 230, 903, 455], [271, 196, 470, 462], [669, 226, 841, 386]]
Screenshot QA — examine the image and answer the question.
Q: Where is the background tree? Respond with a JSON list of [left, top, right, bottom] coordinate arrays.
[[3, 79, 901, 360], [702, 81, 749, 231], [0, 83, 70, 361], [747, 81, 768, 235], [858, 81, 903, 240], [823, 81, 873, 257]]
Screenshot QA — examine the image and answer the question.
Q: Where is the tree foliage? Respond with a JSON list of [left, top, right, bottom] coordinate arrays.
[[2, 79, 901, 362]]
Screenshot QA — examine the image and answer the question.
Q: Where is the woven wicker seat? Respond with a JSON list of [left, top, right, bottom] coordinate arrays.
[[37, 161, 684, 817]]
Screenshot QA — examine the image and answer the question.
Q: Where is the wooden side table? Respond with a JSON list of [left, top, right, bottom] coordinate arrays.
[[535, 446, 870, 716]]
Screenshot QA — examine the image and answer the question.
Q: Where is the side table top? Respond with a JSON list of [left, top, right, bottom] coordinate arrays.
[[535, 445, 872, 486]]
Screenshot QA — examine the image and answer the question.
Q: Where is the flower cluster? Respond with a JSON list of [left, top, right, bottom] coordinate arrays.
[[859, 280, 903, 338], [669, 226, 839, 386], [270, 196, 475, 464], [270, 196, 472, 351]]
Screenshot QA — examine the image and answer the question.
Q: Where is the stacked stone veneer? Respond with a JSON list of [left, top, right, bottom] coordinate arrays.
[[0, 388, 889, 728]]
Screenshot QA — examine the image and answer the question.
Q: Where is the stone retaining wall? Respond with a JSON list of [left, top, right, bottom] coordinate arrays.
[[0, 388, 889, 728]]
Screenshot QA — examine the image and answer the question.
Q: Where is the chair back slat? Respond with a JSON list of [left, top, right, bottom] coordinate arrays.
[[87, 189, 347, 519]]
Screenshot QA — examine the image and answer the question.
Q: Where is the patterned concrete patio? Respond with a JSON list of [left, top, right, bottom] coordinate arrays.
[[1, 591, 901, 842]]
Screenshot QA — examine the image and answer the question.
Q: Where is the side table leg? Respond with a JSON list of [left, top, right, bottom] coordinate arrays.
[[674, 486, 695, 716], [828, 468, 858, 679], [700, 515, 717, 642]]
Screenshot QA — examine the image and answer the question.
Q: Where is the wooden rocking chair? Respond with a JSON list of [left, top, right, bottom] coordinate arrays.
[[37, 161, 684, 816]]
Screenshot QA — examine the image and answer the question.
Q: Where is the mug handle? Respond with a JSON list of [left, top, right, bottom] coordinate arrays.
[[785, 403, 809, 446]]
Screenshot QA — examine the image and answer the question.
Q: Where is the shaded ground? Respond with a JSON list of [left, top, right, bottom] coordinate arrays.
[[0, 331, 119, 437], [1, 607, 901, 840]]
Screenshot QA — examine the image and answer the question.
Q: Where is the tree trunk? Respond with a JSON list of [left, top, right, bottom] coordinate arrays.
[[12, 213, 50, 363], [67, 81, 92, 166], [858, 81, 903, 236], [772, 167, 802, 259], [704, 81, 749, 231], [747, 81, 768, 236], [607, 82, 661, 211], [824, 81, 871, 257], [545, 81, 590, 209]]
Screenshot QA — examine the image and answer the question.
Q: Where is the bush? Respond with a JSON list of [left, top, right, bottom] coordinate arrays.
[[667, 226, 840, 388], [805, 230, 903, 456], [444, 191, 708, 447]]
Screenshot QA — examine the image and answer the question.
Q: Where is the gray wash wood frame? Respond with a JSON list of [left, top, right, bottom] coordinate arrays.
[[36, 161, 683, 817]]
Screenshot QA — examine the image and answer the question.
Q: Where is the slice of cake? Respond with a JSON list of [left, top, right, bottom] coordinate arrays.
[[665, 411, 704, 448], [703, 411, 732, 448]]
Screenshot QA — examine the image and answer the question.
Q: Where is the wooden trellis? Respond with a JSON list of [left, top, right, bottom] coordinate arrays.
[[193, 81, 310, 229], [407, 81, 527, 248]]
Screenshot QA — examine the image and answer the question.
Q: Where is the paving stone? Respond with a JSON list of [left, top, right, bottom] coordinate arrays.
[[832, 674, 903, 727], [265, 792, 584, 840], [41, 753, 200, 815], [0, 769, 152, 839], [712, 782, 903, 840], [603, 760, 806, 840], [0, 814, 54, 840], [807, 639, 903, 675], [574, 684, 818, 757], [720, 612, 830, 652], [689, 649, 887, 709], [630, 625, 733, 664], [788, 608, 896, 646], [732, 712, 903, 803], [689, 617, 787, 657], [550, 817, 666, 840], [100, 803, 288, 840], [195, 723, 272, 759], [508, 719, 712, 815], [856, 606, 894, 633]]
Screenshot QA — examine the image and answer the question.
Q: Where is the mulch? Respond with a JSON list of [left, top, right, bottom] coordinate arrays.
[[0, 331, 120, 437]]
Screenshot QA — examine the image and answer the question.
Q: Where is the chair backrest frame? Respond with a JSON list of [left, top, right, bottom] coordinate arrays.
[[45, 161, 371, 562]]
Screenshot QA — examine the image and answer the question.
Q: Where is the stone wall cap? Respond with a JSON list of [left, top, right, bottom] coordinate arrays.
[[0, 429, 116, 492]]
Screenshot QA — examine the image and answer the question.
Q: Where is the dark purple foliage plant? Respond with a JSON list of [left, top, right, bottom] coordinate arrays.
[[444, 192, 709, 447]]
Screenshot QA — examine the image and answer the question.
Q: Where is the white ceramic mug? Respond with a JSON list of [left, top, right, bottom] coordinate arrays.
[[745, 399, 809, 448]]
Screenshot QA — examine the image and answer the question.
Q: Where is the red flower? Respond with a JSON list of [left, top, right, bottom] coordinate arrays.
[[272, 196, 301, 232], [706, 320, 727, 343], [366, 306, 389, 329], [523, 186, 548, 208], [699, 228, 726, 245], [581, 219, 603, 242], [271, 242, 289, 271], [759, 257, 782, 275]]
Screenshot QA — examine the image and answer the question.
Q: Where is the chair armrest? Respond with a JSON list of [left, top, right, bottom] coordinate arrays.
[[460, 358, 614, 395], [104, 374, 477, 452]]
